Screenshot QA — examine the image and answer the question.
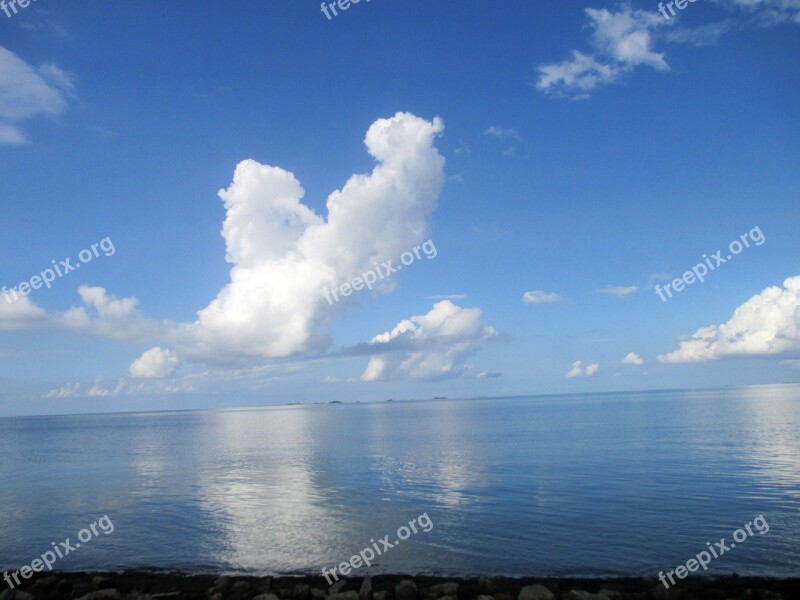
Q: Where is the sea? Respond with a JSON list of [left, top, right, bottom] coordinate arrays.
[[1, 385, 798, 578]]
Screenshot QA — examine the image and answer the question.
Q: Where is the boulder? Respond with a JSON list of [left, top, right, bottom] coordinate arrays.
[[359, 575, 373, 600], [396, 580, 417, 600], [518, 585, 555, 600], [431, 584, 459, 597]]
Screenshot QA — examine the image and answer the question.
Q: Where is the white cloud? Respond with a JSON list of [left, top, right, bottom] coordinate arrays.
[[622, 352, 645, 365], [129, 347, 179, 379], [427, 294, 466, 300], [536, 7, 668, 98], [600, 285, 639, 297], [0, 113, 449, 370], [0, 46, 75, 144], [46, 382, 82, 399], [659, 275, 800, 363], [360, 300, 496, 381], [0, 294, 47, 328], [523, 290, 565, 304], [191, 112, 445, 359], [716, 0, 800, 23], [476, 371, 503, 379], [567, 360, 600, 377], [483, 126, 521, 141]]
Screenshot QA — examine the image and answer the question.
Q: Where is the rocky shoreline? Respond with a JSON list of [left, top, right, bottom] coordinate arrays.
[[1, 572, 797, 600]]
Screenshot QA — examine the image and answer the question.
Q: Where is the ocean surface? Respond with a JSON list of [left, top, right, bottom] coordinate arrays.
[[1, 385, 799, 578]]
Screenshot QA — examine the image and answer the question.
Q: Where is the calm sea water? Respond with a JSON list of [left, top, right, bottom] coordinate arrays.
[[1, 385, 799, 578]]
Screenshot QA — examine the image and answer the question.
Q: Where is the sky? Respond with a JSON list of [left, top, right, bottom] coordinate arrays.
[[0, 0, 798, 417]]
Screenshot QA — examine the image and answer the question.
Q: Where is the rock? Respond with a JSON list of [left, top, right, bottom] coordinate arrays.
[[233, 581, 251, 593], [359, 575, 372, 600], [295, 583, 311, 600], [329, 581, 348, 595], [518, 585, 555, 600], [94, 576, 116, 590], [209, 594, 223, 600], [374, 592, 387, 600], [566, 592, 610, 600], [33, 575, 58, 590], [312, 589, 326, 600], [0, 593, 33, 600], [431, 584, 460, 597], [478, 579, 496, 596], [328, 592, 359, 600], [76, 591, 123, 600], [253, 595, 282, 600], [396, 580, 417, 600], [214, 576, 231, 590], [477, 596, 494, 600]]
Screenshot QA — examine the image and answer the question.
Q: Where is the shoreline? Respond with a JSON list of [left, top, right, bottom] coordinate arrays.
[[2, 571, 798, 600]]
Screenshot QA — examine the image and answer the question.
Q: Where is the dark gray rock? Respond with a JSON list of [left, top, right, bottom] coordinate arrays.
[[374, 592, 386, 600], [294, 583, 311, 600], [233, 581, 251, 593], [431, 584, 459, 597], [359, 575, 372, 600], [328, 591, 359, 600], [76, 590, 123, 600], [329, 580, 348, 595], [312, 589, 326, 600], [518, 585, 555, 600], [253, 595, 282, 600], [566, 592, 610, 600], [33, 575, 58, 591], [396, 580, 417, 600]]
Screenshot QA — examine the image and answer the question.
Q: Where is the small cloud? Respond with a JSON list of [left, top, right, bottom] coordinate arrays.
[[46, 382, 82, 399], [567, 360, 600, 377], [454, 140, 470, 155], [426, 294, 467, 300], [523, 290, 565, 304], [600, 285, 639, 297], [129, 347, 179, 379], [622, 352, 645, 365], [323, 375, 339, 383], [483, 126, 521, 141], [476, 371, 503, 379]]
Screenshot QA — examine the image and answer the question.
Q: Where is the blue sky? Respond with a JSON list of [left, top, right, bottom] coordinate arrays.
[[0, 0, 798, 416]]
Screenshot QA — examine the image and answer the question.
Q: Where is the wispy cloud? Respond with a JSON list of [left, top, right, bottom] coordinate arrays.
[[523, 290, 566, 304], [599, 285, 639, 297], [0, 46, 76, 144]]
